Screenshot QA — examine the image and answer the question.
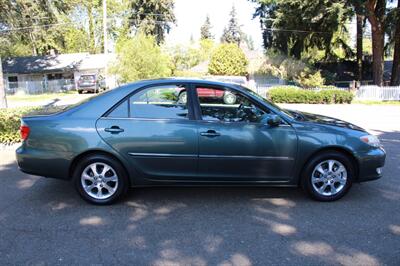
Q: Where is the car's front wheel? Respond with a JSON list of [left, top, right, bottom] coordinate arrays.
[[301, 151, 354, 201], [73, 154, 129, 205], [178, 91, 187, 104], [223, 92, 237, 104]]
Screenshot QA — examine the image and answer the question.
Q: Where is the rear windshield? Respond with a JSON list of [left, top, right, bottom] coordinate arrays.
[[79, 75, 95, 81], [24, 90, 112, 117]]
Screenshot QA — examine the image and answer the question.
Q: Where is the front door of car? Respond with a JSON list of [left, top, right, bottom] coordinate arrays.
[[194, 85, 297, 182], [96, 83, 199, 180]]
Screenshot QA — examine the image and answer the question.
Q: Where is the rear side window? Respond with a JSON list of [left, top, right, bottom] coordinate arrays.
[[106, 84, 189, 119], [129, 85, 188, 119], [108, 100, 128, 118]]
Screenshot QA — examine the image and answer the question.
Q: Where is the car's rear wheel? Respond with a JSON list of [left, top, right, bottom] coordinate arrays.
[[301, 151, 354, 201], [73, 154, 129, 205], [78, 90, 83, 94]]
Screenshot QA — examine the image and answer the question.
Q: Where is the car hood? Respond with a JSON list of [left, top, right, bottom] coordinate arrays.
[[294, 110, 366, 131]]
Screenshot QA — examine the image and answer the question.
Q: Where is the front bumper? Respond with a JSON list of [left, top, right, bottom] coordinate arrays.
[[357, 146, 386, 182]]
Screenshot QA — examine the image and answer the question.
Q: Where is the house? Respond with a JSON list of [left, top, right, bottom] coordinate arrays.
[[1, 53, 116, 94]]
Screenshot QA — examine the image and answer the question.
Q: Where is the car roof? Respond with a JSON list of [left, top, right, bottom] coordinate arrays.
[[65, 78, 248, 118], [125, 78, 244, 89]]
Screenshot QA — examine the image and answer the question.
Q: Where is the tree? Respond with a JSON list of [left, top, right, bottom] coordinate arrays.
[[252, 0, 353, 60], [354, 1, 365, 81], [110, 33, 171, 83], [63, 26, 91, 53], [0, 0, 73, 56], [0, 55, 7, 108], [200, 15, 213, 40], [208, 43, 248, 76], [390, 0, 400, 85], [220, 5, 242, 45], [128, 0, 176, 44], [365, 0, 387, 86], [168, 45, 201, 75]]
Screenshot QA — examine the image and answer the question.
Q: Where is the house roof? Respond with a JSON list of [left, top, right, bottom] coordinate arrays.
[[1, 53, 112, 74]]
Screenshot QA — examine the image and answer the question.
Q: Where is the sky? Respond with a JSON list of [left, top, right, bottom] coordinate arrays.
[[165, 0, 263, 50]]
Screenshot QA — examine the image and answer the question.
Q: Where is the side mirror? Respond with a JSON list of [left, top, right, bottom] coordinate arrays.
[[260, 114, 282, 127]]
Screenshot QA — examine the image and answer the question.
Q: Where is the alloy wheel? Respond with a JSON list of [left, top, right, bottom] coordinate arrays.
[[81, 162, 119, 200], [311, 159, 347, 196]]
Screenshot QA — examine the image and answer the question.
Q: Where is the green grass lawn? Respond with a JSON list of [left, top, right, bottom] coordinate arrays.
[[7, 92, 77, 102]]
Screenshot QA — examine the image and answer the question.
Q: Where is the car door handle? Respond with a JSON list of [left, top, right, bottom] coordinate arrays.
[[200, 130, 221, 137], [105, 126, 124, 134]]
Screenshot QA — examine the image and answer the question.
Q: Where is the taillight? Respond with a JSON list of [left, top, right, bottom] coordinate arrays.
[[20, 125, 30, 141]]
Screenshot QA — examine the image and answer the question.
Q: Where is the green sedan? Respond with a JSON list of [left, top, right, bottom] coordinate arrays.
[[16, 79, 386, 204]]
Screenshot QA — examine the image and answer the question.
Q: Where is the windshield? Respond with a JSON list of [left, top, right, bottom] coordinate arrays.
[[238, 85, 294, 119]]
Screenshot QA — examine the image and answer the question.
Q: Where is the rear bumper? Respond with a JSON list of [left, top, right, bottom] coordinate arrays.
[[78, 86, 98, 91], [16, 145, 73, 180], [356, 147, 386, 182]]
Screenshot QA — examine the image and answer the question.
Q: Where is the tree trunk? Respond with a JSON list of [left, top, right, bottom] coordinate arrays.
[[390, 0, 400, 86], [0, 56, 8, 108], [88, 4, 96, 54], [356, 14, 363, 81], [370, 22, 384, 86], [366, 0, 386, 86]]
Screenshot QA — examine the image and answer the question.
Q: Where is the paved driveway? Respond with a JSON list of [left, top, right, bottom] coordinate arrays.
[[0, 104, 399, 265]]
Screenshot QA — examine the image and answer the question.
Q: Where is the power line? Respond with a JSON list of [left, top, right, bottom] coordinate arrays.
[[0, 22, 74, 33]]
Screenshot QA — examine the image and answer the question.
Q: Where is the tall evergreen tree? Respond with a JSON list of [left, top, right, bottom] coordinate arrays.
[[200, 15, 213, 40], [390, 0, 400, 85], [220, 5, 242, 45], [128, 0, 176, 44], [364, 0, 386, 86], [252, 0, 353, 60]]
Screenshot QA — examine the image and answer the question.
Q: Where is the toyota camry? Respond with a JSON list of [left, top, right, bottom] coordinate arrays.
[[16, 79, 386, 204]]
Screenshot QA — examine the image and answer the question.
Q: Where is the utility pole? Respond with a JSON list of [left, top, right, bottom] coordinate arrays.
[[103, 0, 108, 88], [0, 56, 8, 108]]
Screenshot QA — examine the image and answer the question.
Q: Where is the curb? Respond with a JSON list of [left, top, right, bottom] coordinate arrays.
[[0, 143, 20, 151]]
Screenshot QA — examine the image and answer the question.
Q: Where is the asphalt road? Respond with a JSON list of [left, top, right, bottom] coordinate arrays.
[[0, 104, 399, 265]]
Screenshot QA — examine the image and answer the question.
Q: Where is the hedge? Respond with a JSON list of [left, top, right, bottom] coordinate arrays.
[[268, 86, 353, 104], [0, 106, 64, 145]]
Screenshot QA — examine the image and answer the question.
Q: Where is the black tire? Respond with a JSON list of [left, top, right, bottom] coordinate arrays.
[[78, 90, 83, 94], [301, 151, 354, 201], [73, 154, 129, 205]]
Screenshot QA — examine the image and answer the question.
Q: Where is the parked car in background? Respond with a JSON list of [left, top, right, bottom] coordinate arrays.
[[77, 74, 106, 94], [176, 87, 237, 104], [16, 79, 385, 205]]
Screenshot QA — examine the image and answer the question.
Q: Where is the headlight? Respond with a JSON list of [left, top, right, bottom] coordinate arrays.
[[360, 135, 381, 147]]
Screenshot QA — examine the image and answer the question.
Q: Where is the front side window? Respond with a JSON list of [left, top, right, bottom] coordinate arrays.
[[196, 86, 267, 123], [130, 85, 188, 119]]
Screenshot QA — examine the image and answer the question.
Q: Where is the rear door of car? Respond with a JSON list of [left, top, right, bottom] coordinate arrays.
[[96, 82, 199, 181]]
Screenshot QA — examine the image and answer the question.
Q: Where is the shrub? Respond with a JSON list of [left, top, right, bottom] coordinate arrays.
[[268, 87, 353, 104], [257, 53, 326, 88], [208, 43, 248, 76], [294, 70, 325, 88], [0, 107, 39, 144], [0, 106, 65, 144]]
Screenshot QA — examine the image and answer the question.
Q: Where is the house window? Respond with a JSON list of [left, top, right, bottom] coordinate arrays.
[[8, 76, 18, 89]]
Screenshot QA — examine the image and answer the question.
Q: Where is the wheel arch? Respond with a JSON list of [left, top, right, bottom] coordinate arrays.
[[69, 149, 131, 186], [298, 146, 360, 185]]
